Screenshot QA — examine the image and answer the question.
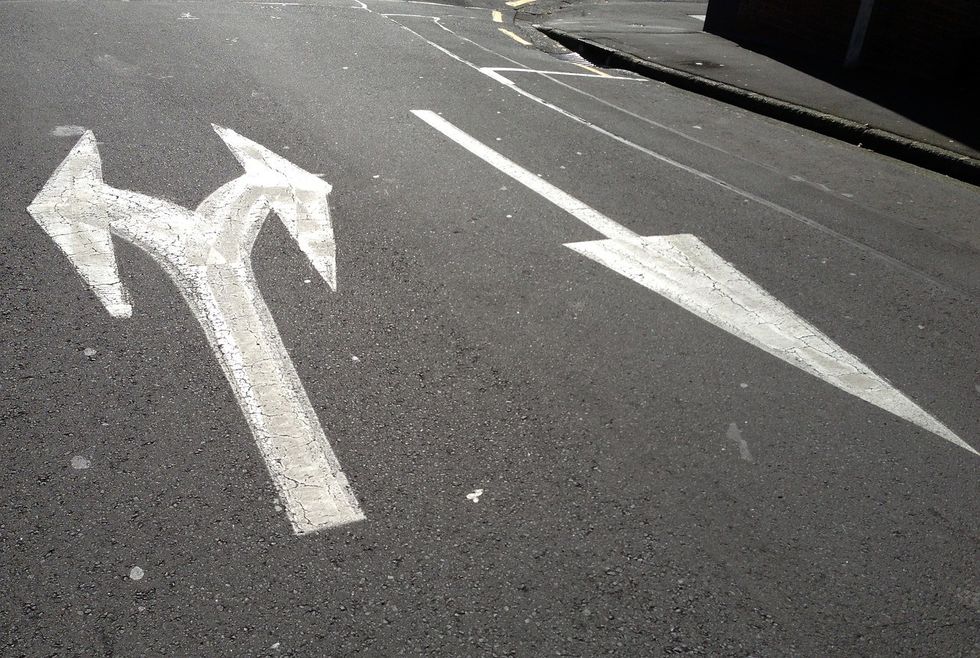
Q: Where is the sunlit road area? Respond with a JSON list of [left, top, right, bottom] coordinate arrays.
[[1, 1, 977, 654]]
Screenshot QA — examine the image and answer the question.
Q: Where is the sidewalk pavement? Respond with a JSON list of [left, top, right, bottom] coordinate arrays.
[[522, 1, 980, 185]]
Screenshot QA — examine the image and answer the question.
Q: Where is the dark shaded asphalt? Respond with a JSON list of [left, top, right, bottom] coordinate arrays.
[[1, 1, 978, 655]]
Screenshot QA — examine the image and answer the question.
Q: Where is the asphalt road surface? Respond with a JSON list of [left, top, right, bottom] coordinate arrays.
[[1, 1, 978, 655]]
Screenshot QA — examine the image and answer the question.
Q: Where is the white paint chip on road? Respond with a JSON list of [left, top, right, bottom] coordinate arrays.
[[29, 127, 365, 535], [70, 455, 91, 470], [83, 347, 97, 357], [725, 422, 754, 462], [129, 566, 145, 581], [466, 488, 484, 502], [412, 109, 975, 455]]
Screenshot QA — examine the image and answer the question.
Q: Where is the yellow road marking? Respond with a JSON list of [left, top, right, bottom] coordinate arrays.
[[505, 0, 535, 7], [491, 9, 503, 22], [498, 27, 532, 45], [573, 62, 612, 77]]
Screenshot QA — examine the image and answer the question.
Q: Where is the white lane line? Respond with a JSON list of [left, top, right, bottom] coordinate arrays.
[[29, 128, 366, 534], [382, 13, 481, 19], [385, 13, 958, 295], [476, 67, 954, 293], [690, 14, 706, 21], [412, 110, 634, 240], [411, 110, 975, 455], [482, 66, 638, 81], [506, 0, 536, 6]]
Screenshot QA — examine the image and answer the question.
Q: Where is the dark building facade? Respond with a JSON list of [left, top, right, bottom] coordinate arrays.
[[704, 0, 978, 82]]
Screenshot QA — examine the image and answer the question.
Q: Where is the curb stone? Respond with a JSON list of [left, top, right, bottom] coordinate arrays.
[[535, 26, 980, 188]]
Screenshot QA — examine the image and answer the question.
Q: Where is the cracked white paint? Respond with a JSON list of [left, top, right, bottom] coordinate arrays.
[[413, 110, 975, 455], [29, 126, 363, 534], [565, 235, 974, 454]]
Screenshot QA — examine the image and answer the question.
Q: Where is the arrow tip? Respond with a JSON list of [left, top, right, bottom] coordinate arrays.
[[29, 130, 102, 212], [28, 131, 132, 318], [565, 234, 977, 456], [211, 125, 331, 193]]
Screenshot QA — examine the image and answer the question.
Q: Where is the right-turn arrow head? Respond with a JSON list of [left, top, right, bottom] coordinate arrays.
[[211, 124, 337, 290]]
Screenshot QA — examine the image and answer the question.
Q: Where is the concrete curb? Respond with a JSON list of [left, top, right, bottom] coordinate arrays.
[[535, 26, 980, 187]]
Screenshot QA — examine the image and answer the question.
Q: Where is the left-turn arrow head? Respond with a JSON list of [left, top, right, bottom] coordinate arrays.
[[27, 131, 132, 318]]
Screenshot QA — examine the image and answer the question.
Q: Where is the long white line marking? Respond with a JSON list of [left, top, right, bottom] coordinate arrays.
[[382, 13, 481, 19], [29, 128, 366, 534], [477, 67, 959, 293], [411, 111, 633, 240], [382, 12, 957, 294], [411, 110, 975, 455], [481, 66, 637, 81], [401, 0, 458, 6]]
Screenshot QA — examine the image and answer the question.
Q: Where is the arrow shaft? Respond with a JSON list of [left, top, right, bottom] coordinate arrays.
[[183, 262, 363, 533], [103, 181, 362, 532], [411, 110, 635, 241]]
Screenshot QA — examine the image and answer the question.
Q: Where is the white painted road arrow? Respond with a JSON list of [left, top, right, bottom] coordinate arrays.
[[412, 109, 976, 455], [28, 126, 364, 534]]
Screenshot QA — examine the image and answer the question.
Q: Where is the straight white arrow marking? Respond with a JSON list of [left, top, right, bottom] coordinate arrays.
[[28, 127, 365, 534], [411, 109, 975, 455]]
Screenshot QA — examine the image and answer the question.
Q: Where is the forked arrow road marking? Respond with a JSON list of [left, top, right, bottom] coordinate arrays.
[[412, 110, 976, 455], [29, 126, 364, 534]]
